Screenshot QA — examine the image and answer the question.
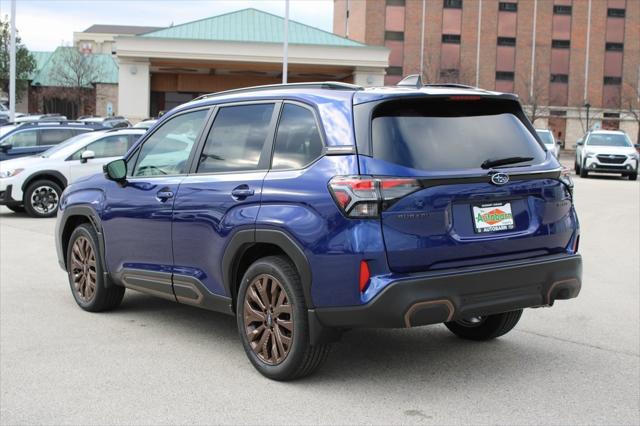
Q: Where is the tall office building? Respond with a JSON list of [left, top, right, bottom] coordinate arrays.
[[334, 0, 639, 147]]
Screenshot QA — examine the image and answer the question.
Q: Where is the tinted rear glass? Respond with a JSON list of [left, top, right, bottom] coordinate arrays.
[[371, 99, 545, 171]]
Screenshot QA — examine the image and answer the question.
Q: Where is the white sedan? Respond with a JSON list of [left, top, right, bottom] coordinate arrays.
[[0, 128, 144, 217]]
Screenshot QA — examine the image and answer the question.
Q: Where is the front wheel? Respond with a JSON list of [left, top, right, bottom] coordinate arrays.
[[23, 179, 62, 218], [236, 255, 331, 381], [629, 173, 638, 181], [67, 224, 125, 312], [579, 164, 589, 178], [445, 310, 523, 341], [574, 160, 580, 173]]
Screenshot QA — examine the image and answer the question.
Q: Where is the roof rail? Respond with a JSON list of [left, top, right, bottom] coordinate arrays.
[[193, 81, 363, 102]]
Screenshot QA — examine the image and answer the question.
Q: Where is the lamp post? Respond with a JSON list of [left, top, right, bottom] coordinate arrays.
[[584, 102, 591, 131]]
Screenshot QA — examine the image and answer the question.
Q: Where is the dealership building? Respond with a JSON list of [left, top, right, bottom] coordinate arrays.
[[112, 8, 389, 121], [333, 0, 640, 146]]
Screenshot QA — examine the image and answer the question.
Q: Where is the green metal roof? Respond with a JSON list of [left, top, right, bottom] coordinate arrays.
[[140, 8, 365, 47], [31, 47, 118, 87]]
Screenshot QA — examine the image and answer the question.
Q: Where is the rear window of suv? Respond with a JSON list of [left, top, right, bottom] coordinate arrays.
[[371, 99, 545, 171]]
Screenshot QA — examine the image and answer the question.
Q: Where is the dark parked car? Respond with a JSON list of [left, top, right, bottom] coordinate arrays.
[[0, 121, 105, 161], [56, 82, 582, 380]]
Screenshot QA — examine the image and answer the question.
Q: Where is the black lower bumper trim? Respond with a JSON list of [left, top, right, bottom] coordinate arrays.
[[0, 185, 21, 207], [315, 254, 582, 329]]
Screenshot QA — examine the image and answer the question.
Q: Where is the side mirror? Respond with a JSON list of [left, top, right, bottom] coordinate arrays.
[[634, 144, 640, 150], [104, 159, 127, 183], [0, 144, 12, 153], [80, 150, 95, 163], [576, 140, 584, 146]]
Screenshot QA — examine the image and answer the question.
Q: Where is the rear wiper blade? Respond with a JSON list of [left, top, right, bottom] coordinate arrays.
[[481, 156, 534, 169]]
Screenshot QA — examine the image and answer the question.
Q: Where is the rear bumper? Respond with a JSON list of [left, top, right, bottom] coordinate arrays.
[[315, 253, 582, 329]]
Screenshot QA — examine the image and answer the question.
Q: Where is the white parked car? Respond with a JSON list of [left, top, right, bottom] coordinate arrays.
[[535, 129, 560, 157], [575, 130, 639, 180], [0, 128, 144, 217]]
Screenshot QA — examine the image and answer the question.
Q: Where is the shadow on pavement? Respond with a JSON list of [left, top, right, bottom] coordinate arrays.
[[108, 291, 554, 386]]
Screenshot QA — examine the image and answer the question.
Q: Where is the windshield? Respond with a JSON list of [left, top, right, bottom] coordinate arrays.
[[371, 100, 545, 171], [40, 132, 99, 157], [586, 133, 632, 147], [536, 130, 554, 145]]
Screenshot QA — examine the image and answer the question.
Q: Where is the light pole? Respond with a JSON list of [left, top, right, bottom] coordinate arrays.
[[584, 102, 591, 131], [9, 0, 17, 122]]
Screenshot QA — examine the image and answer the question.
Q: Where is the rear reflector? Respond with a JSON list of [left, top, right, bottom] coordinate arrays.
[[359, 260, 370, 293]]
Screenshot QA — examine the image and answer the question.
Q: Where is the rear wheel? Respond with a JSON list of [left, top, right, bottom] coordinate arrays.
[[23, 179, 62, 218], [445, 310, 523, 341], [67, 224, 125, 312], [236, 255, 331, 381]]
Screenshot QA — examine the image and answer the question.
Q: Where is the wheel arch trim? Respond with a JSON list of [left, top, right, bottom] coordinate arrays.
[[57, 205, 115, 288], [21, 170, 68, 193], [222, 228, 314, 309]]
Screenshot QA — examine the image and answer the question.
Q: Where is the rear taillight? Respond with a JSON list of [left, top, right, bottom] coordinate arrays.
[[328, 176, 421, 218]]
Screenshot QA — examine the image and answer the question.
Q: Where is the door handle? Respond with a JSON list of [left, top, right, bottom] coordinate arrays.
[[231, 186, 255, 199], [156, 189, 174, 201]]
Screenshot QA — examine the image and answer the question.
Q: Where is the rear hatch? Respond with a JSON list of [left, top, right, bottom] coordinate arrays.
[[355, 94, 574, 273]]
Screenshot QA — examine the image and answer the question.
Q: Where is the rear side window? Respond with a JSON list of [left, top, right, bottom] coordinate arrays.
[[371, 99, 545, 171], [39, 129, 74, 146], [272, 104, 323, 170], [197, 103, 274, 173]]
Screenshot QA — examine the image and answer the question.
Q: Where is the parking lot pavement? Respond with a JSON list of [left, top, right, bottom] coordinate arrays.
[[1, 175, 638, 425]]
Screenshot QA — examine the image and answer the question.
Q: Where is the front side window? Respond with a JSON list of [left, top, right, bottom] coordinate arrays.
[[586, 134, 631, 147], [39, 129, 74, 146], [197, 103, 275, 174], [69, 134, 133, 160], [371, 99, 545, 171], [133, 109, 208, 177], [1, 130, 37, 148], [272, 104, 323, 170]]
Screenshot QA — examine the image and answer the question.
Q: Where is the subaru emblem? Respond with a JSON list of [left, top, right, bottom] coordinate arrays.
[[490, 172, 510, 185]]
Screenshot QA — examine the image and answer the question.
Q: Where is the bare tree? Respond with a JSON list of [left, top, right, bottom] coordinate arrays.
[[421, 50, 473, 85], [622, 75, 640, 144], [49, 47, 102, 118], [518, 71, 548, 126]]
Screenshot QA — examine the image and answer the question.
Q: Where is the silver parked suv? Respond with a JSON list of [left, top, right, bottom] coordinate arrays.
[[575, 130, 639, 180]]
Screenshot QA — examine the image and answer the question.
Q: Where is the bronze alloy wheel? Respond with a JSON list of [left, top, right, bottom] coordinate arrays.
[[243, 273, 293, 365], [70, 236, 97, 303]]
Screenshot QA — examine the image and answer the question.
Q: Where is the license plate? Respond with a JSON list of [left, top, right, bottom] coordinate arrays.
[[472, 202, 515, 233]]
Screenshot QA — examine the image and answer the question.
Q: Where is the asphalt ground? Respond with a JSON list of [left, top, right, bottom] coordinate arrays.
[[1, 168, 638, 425]]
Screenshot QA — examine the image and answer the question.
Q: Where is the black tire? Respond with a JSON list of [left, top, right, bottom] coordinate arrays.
[[23, 179, 62, 218], [574, 160, 580, 173], [445, 310, 523, 341], [6, 205, 25, 213], [579, 164, 588, 178], [629, 173, 638, 181], [66, 224, 125, 312], [236, 255, 331, 381]]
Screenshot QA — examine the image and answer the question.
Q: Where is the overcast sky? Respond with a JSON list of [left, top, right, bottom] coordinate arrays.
[[0, 0, 335, 52]]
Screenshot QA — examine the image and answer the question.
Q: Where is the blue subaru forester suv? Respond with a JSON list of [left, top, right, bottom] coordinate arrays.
[[55, 82, 582, 380]]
